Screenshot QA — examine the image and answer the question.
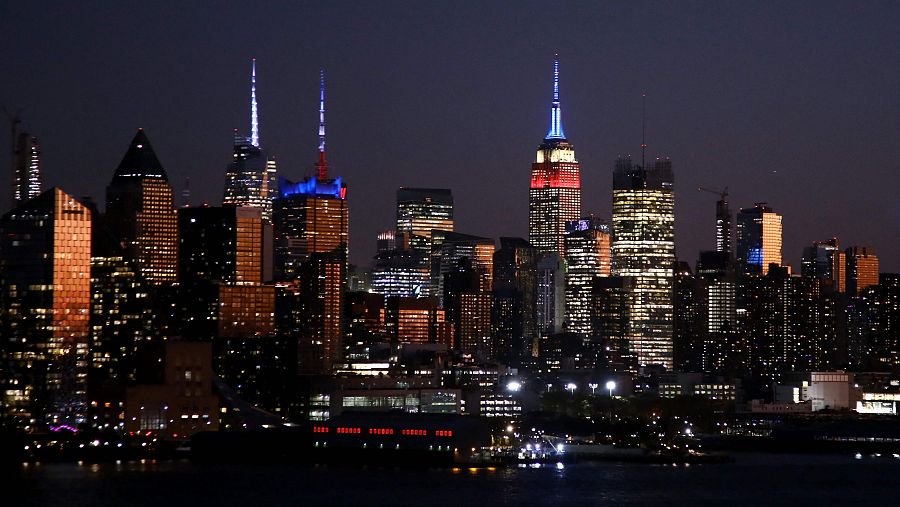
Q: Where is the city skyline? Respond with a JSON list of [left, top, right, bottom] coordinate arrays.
[[2, 2, 899, 273]]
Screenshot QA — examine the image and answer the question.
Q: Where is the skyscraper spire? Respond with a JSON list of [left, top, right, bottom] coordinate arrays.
[[545, 55, 566, 141], [250, 58, 259, 147], [641, 93, 647, 168], [316, 69, 328, 180]]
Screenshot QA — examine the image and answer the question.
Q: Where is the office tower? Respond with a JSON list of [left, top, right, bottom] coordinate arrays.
[[736, 203, 782, 276], [272, 70, 347, 373], [611, 155, 675, 369], [591, 276, 636, 373], [371, 247, 429, 298], [384, 296, 451, 346], [178, 205, 275, 339], [87, 202, 156, 392], [396, 188, 454, 259], [673, 262, 707, 373], [536, 252, 565, 338], [696, 250, 739, 373], [0, 188, 91, 424], [801, 238, 845, 292], [431, 231, 495, 306], [273, 71, 348, 277], [105, 129, 179, 285], [443, 257, 492, 360], [223, 59, 279, 221], [564, 217, 611, 336], [845, 246, 879, 296], [9, 115, 42, 208], [698, 187, 732, 256], [491, 237, 537, 366], [529, 57, 581, 256]]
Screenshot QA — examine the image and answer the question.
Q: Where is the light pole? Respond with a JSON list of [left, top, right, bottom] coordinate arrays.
[[606, 380, 616, 398], [588, 383, 598, 396], [566, 383, 577, 397]]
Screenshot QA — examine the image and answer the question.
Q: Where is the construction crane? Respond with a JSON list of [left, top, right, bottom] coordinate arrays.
[[697, 185, 728, 200]]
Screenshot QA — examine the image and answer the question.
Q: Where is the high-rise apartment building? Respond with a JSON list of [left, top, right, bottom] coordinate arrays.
[[564, 217, 611, 336], [611, 156, 675, 369], [845, 246, 879, 296], [443, 257, 492, 360], [736, 203, 782, 276], [105, 129, 179, 285], [223, 59, 279, 221], [0, 188, 91, 425], [9, 115, 42, 209], [529, 57, 581, 256], [536, 252, 565, 339]]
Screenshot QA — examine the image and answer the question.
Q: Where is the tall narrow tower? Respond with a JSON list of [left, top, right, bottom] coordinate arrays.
[[10, 115, 42, 208], [611, 151, 676, 369], [528, 56, 581, 256], [273, 69, 349, 374], [223, 59, 278, 220]]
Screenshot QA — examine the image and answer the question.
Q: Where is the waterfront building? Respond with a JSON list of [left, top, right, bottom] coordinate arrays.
[[611, 155, 675, 369], [529, 56, 581, 256], [0, 188, 91, 425], [735, 203, 782, 276], [105, 129, 179, 285], [564, 217, 611, 336], [223, 59, 279, 222]]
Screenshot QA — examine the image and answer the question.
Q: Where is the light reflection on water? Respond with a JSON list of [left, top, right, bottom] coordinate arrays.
[[11, 453, 900, 507]]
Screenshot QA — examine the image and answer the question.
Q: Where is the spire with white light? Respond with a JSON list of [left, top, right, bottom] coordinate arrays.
[[250, 58, 259, 147], [545, 55, 566, 141]]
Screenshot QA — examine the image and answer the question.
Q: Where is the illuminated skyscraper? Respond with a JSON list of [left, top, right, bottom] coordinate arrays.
[[845, 246, 879, 296], [611, 156, 675, 369], [396, 188, 454, 258], [273, 70, 348, 373], [801, 238, 845, 292], [178, 205, 275, 339], [736, 203, 782, 276], [105, 129, 179, 285], [223, 59, 279, 221], [444, 257, 492, 360], [529, 56, 581, 256], [536, 252, 565, 338], [0, 188, 91, 425], [371, 247, 430, 298], [9, 115, 42, 209], [564, 217, 611, 336]]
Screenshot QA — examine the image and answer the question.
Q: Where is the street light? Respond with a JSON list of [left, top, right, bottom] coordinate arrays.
[[588, 383, 598, 395], [566, 383, 577, 396], [507, 380, 521, 392], [606, 380, 616, 397]]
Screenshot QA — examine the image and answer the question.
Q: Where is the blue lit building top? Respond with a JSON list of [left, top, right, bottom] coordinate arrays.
[[280, 175, 346, 200], [545, 56, 566, 141]]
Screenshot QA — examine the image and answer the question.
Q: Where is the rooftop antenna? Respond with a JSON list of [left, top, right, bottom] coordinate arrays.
[[250, 58, 259, 147], [640, 93, 647, 168]]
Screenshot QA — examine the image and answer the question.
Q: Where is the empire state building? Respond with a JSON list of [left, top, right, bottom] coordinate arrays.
[[528, 56, 581, 257]]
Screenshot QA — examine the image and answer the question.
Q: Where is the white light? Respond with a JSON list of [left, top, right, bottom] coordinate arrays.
[[566, 383, 577, 391], [556, 462, 564, 470], [506, 425, 514, 433], [507, 381, 522, 392], [605, 381, 616, 391]]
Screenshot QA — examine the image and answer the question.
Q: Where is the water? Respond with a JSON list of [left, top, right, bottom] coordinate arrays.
[[10, 453, 900, 506]]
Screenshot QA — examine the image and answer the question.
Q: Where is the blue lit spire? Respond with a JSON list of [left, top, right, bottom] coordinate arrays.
[[316, 69, 328, 180], [545, 55, 566, 141], [318, 69, 326, 154], [250, 58, 259, 147]]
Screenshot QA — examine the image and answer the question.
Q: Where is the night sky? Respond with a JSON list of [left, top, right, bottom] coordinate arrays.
[[2, 1, 899, 270]]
